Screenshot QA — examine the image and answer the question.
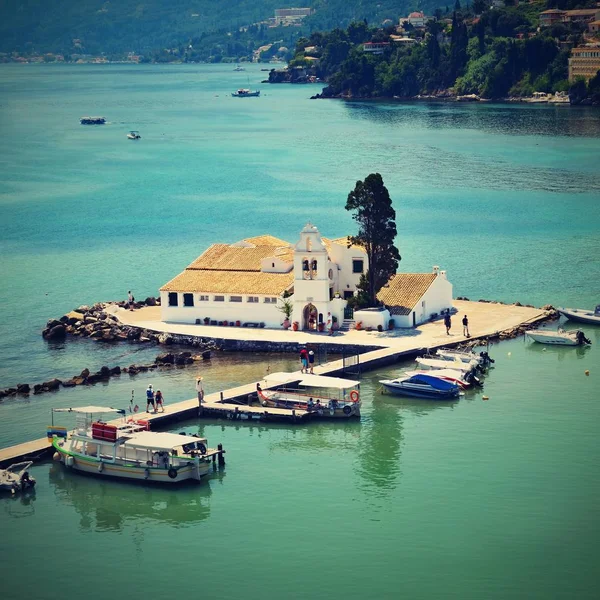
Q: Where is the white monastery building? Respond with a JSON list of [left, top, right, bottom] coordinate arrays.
[[160, 224, 453, 329]]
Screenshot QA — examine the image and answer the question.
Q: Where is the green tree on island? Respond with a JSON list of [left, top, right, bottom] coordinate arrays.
[[345, 173, 401, 308]]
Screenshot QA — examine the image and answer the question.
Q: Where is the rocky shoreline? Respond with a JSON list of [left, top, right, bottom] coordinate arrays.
[[0, 350, 213, 400]]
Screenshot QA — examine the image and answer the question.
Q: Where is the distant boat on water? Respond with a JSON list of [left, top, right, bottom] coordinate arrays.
[[232, 88, 260, 97], [233, 64, 245, 71], [80, 116, 106, 125], [127, 130, 141, 140]]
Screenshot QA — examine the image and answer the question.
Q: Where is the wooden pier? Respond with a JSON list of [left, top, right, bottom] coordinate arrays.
[[0, 300, 551, 466]]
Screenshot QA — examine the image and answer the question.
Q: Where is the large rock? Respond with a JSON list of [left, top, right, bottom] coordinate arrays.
[[42, 378, 61, 391], [156, 353, 175, 364], [110, 366, 121, 375], [145, 297, 157, 306], [62, 379, 77, 387], [16, 383, 30, 394], [43, 324, 67, 340], [33, 384, 43, 394], [80, 368, 90, 379]]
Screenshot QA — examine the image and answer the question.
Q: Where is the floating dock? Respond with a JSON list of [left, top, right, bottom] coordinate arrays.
[[0, 300, 551, 466]]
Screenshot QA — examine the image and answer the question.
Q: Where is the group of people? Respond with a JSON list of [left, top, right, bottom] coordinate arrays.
[[444, 311, 470, 337], [145, 384, 165, 413], [299, 347, 315, 374]]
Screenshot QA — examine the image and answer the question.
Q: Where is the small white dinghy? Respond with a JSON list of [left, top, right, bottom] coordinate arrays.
[[0, 461, 36, 494], [527, 328, 591, 346]]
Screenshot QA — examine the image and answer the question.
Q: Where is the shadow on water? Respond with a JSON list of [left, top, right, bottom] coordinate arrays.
[[342, 100, 600, 138], [1, 489, 37, 519], [524, 341, 592, 361], [47, 462, 216, 531]]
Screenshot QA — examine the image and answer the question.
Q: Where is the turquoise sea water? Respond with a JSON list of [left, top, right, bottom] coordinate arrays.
[[0, 64, 599, 599]]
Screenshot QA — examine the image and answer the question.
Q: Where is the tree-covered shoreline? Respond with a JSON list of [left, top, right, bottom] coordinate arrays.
[[282, 1, 600, 103]]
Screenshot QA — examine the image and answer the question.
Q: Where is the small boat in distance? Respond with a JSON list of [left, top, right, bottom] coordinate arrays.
[[49, 406, 225, 484], [527, 328, 591, 346], [127, 130, 141, 140], [557, 305, 600, 326], [80, 116, 106, 125], [232, 88, 260, 97], [380, 373, 460, 400], [233, 64, 245, 71]]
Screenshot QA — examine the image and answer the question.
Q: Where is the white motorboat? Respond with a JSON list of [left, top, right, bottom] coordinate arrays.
[[404, 369, 481, 389], [232, 88, 260, 97], [527, 328, 591, 346], [49, 406, 225, 484], [558, 305, 600, 326], [380, 373, 460, 400], [127, 130, 141, 140], [0, 461, 36, 494], [416, 356, 478, 374], [436, 349, 494, 369], [233, 65, 245, 71], [259, 372, 361, 418]]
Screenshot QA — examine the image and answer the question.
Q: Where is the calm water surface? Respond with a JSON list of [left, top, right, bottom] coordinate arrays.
[[0, 64, 599, 599]]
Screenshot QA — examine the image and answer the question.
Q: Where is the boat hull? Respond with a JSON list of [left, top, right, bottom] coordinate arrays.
[[558, 308, 600, 326], [259, 392, 360, 418], [380, 382, 459, 400], [54, 444, 210, 484], [527, 331, 580, 345]]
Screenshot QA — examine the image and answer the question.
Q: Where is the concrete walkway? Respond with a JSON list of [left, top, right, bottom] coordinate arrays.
[[111, 300, 548, 353]]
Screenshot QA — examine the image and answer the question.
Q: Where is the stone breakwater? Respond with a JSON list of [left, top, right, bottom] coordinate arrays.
[[42, 298, 161, 343], [0, 351, 212, 401]]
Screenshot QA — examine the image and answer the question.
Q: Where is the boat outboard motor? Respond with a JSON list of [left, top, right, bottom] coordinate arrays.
[[576, 330, 592, 345]]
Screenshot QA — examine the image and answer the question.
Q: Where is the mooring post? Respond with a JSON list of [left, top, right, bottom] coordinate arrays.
[[217, 443, 225, 466], [220, 391, 224, 402]]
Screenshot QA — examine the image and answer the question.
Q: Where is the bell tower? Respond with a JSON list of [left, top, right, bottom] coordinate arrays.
[[292, 224, 331, 329]]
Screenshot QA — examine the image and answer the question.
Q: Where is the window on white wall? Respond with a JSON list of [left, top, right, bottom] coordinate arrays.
[[183, 293, 194, 307], [230, 296, 242, 302], [247, 297, 259, 303], [214, 295, 225, 302], [198, 295, 209, 301], [168, 293, 178, 306], [352, 259, 364, 274], [264, 297, 277, 303]]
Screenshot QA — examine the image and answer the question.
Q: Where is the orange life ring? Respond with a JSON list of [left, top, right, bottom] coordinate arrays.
[[350, 390, 360, 403]]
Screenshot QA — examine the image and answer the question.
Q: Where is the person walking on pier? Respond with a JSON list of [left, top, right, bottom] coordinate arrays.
[[444, 311, 452, 335], [146, 384, 155, 413], [155, 390, 164, 413], [308, 349, 315, 374], [300, 347, 309, 373], [326, 312, 333, 336], [462, 315, 470, 337]]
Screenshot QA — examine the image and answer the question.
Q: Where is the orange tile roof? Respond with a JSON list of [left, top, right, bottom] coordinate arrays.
[[187, 244, 284, 271], [160, 269, 294, 295], [243, 235, 290, 247], [376, 273, 437, 315]]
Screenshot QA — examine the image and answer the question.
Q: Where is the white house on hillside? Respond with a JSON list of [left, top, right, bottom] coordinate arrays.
[[159, 224, 453, 329]]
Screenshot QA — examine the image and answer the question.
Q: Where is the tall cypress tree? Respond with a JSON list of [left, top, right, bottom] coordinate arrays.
[[345, 173, 401, 307]]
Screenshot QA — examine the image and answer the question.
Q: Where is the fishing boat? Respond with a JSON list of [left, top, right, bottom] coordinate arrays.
[[49, 406, 224, 484], [527, 328, 591, 346], [404, 368, 482, 389], [80, 116, 106, 125], [380, 373, 460, 400], [415, 356, 479, 374], [0, 462, 36, 494], [127, 130, 141, 140], [232, 88, 260, 97], [557, 305, 600, 326], [259, 372, 361, 418], [233, 65, 246, 71]]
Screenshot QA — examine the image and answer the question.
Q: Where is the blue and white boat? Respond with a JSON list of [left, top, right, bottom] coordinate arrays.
[[380, 373, 460, 400], [232, 88, 260, 97]]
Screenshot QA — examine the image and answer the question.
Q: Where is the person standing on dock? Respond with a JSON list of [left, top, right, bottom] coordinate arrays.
[[462, 315, 470, 337], [196, 376, 204, 406], [444, 311, 452, 335], [326, 312, 333, 336], [308, 350, 315, 374], [155, 390, 164, 413], [146, 384, 155, 413], [300, 347, 309, 373], [128, 290, 134, 311]]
